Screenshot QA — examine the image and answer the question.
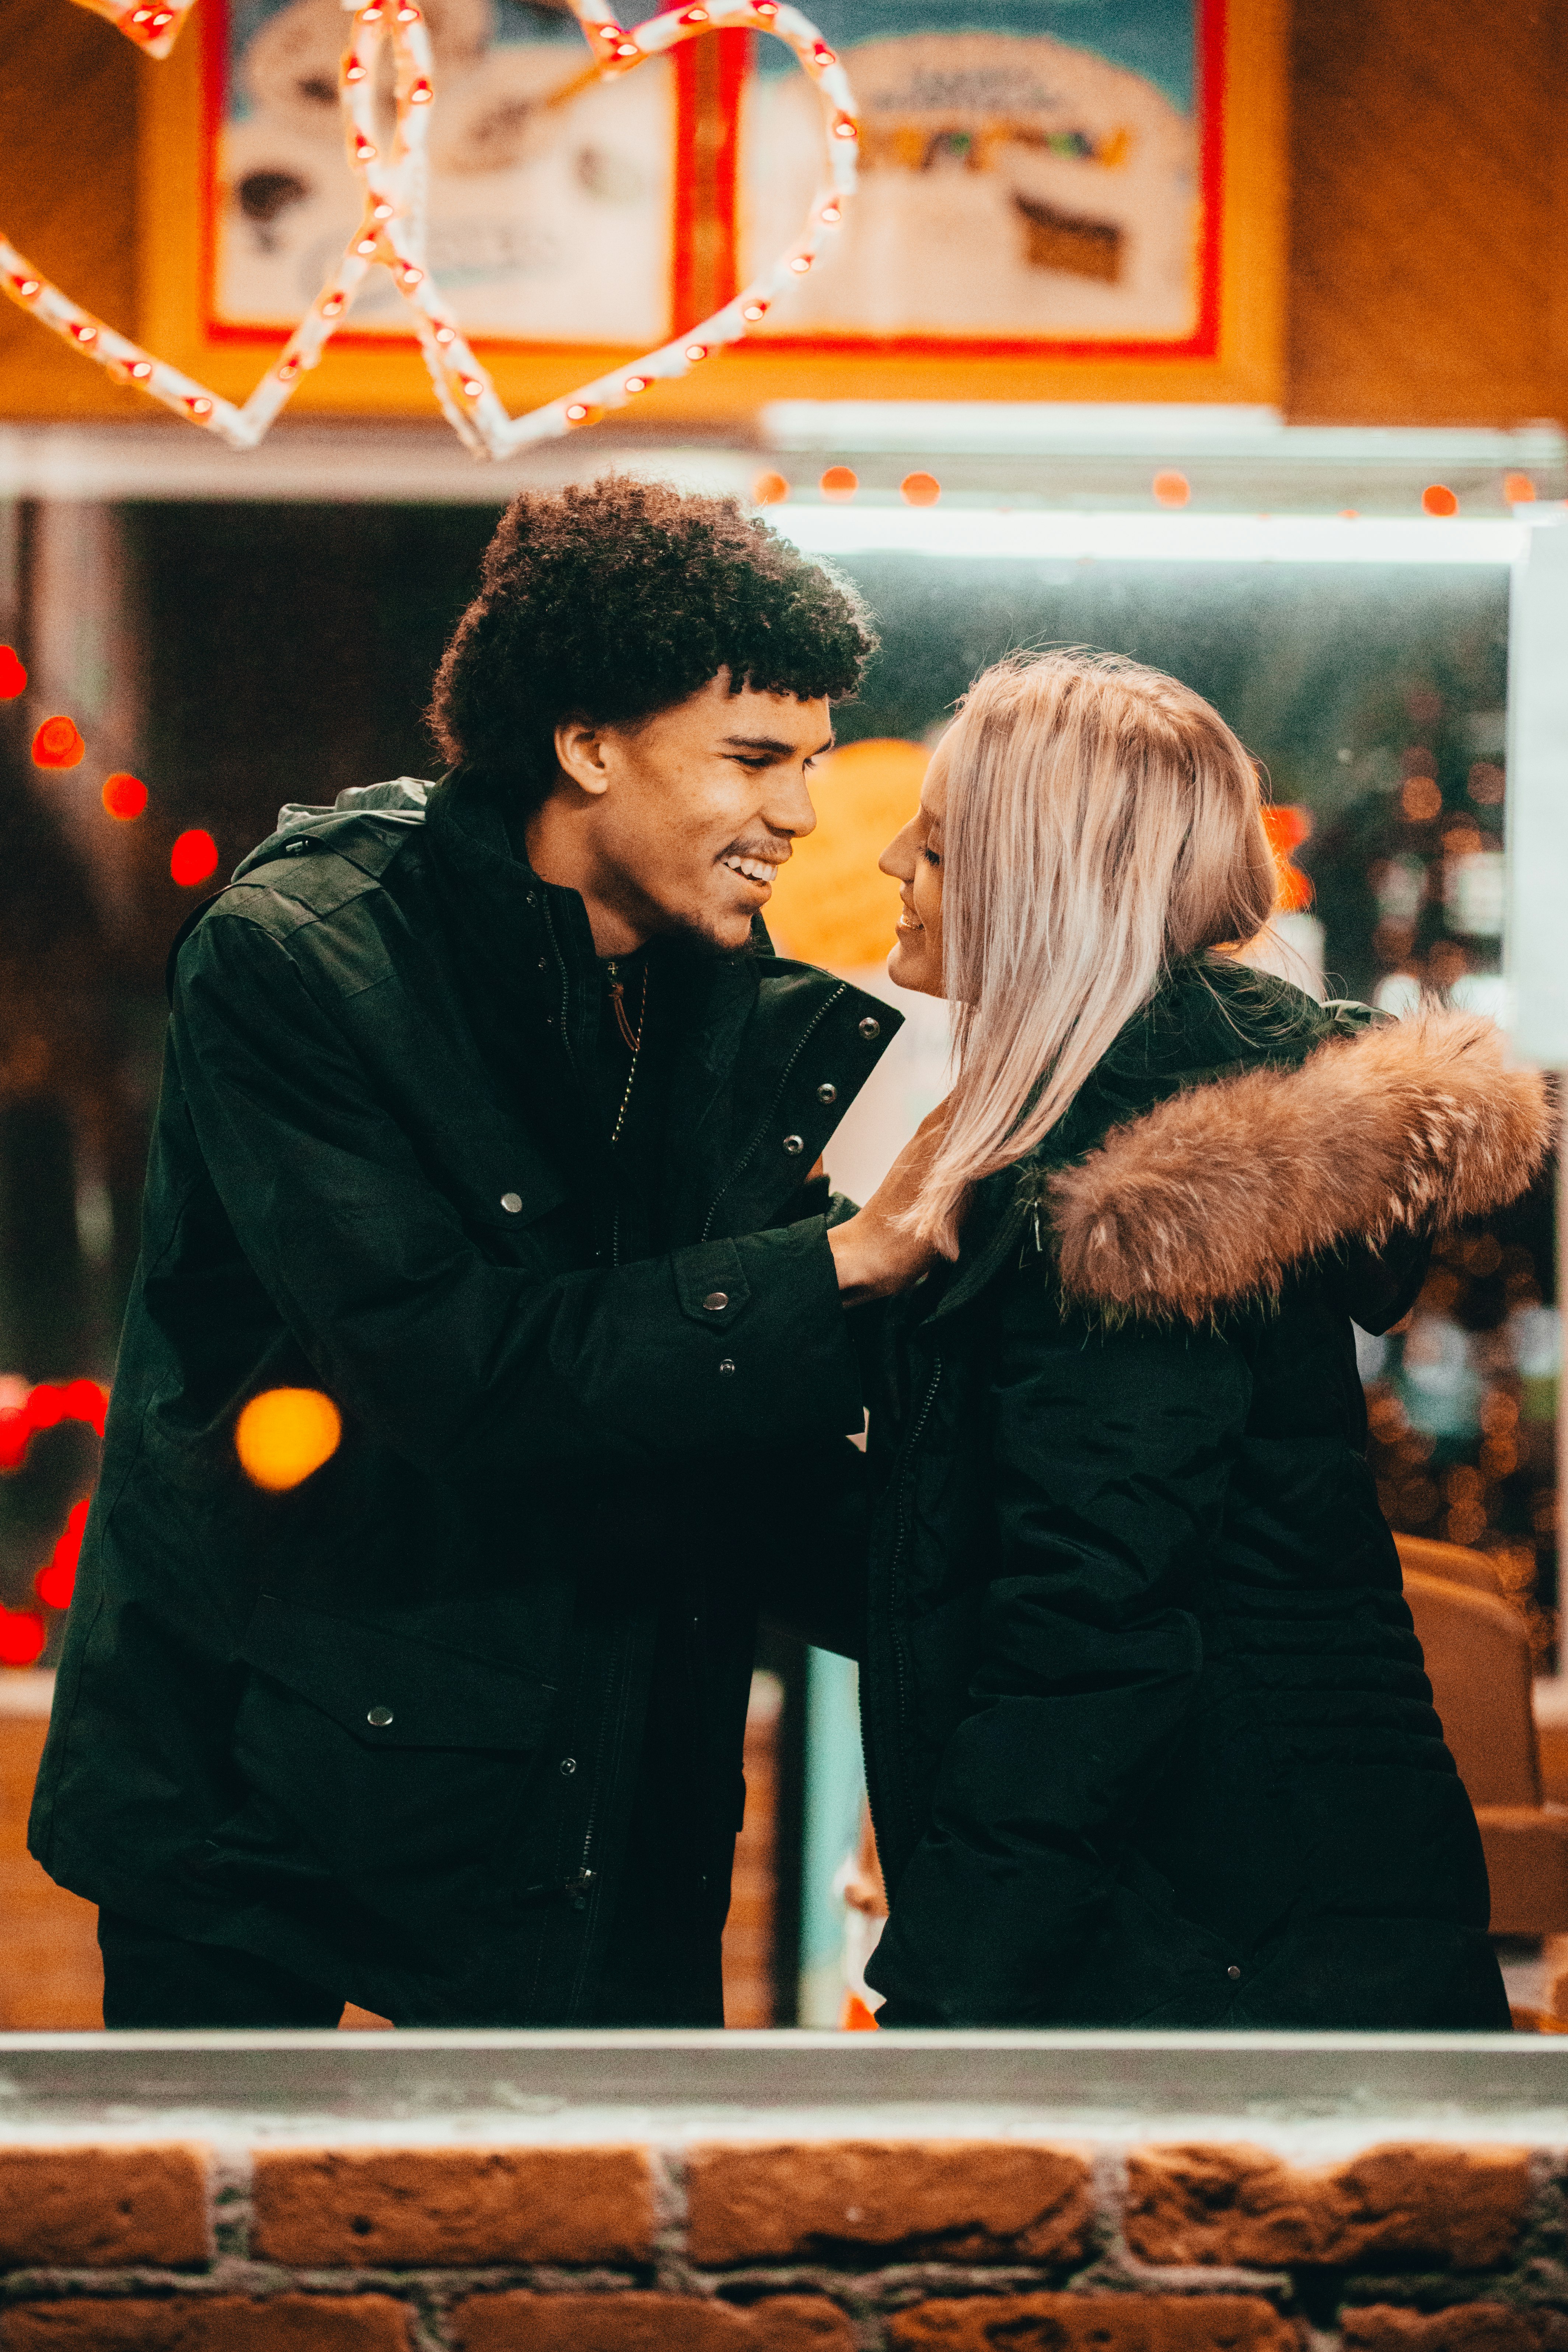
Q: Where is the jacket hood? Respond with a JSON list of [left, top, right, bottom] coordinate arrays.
[[231, 778, 433, 881], [1045, 1002, 1552, 1324]]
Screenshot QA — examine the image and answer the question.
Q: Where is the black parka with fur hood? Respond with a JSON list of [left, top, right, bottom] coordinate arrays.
[[861, 957, 1550, 2030]]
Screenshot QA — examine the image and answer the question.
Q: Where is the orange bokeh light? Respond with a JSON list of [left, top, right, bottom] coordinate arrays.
[[1152, 471, 1190, 507], [1402, 774, 1443, 822], [235, 1388, 343, 1492], [900, 472, 941, 507], [0, 646, 26, 699], [1422, 484, 1458, 518], [752, 471, 789, 506], [102, 771, 148, 821], [32, 715, 84, 769], [170, 828, 218, 887], [1262, 804, 1313, 913], [1504, 472, 1536, 504], [820, 466, 859, 502]]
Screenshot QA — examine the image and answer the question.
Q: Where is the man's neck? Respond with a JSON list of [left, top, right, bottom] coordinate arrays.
[[525, 801, 650, 959]]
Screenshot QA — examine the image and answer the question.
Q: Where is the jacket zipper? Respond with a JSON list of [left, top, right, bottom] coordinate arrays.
[[699, 985, 846, 1242], [880, 1352, 942, 1854], [564, 1618, 638, 2020]]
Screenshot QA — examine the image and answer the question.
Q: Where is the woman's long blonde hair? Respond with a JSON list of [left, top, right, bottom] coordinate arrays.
[[916, 649, 1278, 1254]]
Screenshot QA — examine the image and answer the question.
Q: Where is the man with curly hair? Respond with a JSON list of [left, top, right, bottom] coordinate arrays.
[[33, 477, 933, 2027]]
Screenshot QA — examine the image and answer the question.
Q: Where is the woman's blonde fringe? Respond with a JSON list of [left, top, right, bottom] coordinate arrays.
[[912, 650, 1278, 1256]]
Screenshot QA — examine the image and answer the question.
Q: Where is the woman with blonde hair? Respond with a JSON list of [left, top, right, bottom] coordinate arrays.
[[831, 649, 1547, 2027]]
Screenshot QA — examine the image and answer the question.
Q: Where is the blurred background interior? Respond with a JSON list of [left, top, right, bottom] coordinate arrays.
[[1, 0, 1566, 2029]]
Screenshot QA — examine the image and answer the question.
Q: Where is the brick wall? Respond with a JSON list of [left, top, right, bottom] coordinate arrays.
[[0, 2130, 1560, 2348]]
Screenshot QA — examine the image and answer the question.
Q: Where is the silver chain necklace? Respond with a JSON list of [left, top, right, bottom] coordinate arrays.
[[605, 960, 649, 1147]]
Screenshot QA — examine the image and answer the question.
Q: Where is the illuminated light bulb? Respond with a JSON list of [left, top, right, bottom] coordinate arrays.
[[396, 4, 420, 18], [685, 344, 708, 361], [235, 1388, 343, 1492], [355, 135, 378, 160], [0, 647, 26, 698], [150, 10, 173, 23], [789, 254, 812, 272], [752, 470, 789, 505], [754, 2, 776, 16], [614, 38, 639, 53], [832, 115, 858, 138], [901, 471, 940, 507], [400, 265, 424, 287], [170, 828, 219, 887], [130, 360, 153, 380], [132, 7, 153, 18], [0, 1606, 45, 1668], [461, 377, 484, 397], [322, 295, 345, 317], [101, 771, 148, 821], [433, 325, 456, 343], [1422, 483, 1458, 517], [189, 396, 213, 418], [373, 201, 395, 219], [1152, 469, 1189, 507], [820, 203, 841, 223], [32, 715, 85, 770], [683, 6, 708, 19], [565, 402, 589, 421], [743, 301, 767, 321], [813, 41, 837, 62], [409, 77, 432, 100], [361, 3, 384, 15], [356, 236, 379, 256], [820, 465, 858, 501], [1505, 472, 1536, 504], [72, 324, 98, 345], [277, 356, 301, 380], [345, 58, 367, 79], [624, 375, 648, 393], [597, 21, 624, 35], [12, 276, 40, 299]]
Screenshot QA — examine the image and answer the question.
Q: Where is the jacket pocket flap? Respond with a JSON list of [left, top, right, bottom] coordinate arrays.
[[240, 1594, 556, 1751]]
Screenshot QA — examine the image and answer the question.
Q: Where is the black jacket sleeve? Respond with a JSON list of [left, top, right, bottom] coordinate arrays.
[[866, 1281, 1251, 2024], [172, 908, 863, 1482]]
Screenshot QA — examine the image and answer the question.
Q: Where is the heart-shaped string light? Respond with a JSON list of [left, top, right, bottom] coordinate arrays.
[[6, 0, 858, 456]]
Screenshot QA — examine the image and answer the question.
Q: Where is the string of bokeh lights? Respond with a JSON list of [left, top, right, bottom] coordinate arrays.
[[751, 468, 1540, 513], [0, 645, 215, 886], [3, 0, 860, 457]]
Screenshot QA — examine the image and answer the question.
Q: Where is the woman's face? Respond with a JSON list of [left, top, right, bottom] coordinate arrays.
[[880, 732, 950, 997]]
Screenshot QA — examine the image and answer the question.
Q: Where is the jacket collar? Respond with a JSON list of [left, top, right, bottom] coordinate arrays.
[[924, 960, 1551, 1330]]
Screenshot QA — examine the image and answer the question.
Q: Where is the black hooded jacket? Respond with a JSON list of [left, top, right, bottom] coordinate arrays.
[[861, 958, 1549, 2030], [30, 778, 898, 2025]]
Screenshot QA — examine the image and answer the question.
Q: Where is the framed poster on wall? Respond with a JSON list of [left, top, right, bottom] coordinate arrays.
[[137, 0, 1284, 422]]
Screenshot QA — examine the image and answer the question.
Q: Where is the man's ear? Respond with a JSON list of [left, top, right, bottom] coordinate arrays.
[[553, 716, 612, 799]]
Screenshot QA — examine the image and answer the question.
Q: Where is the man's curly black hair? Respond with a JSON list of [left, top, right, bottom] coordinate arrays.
[[427, 475, 877, 811]]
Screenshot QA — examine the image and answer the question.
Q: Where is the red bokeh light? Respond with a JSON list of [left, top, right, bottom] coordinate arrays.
[[102, 771, 148, 821], [0, 646, 26, 699], [820, 467, 859, 502], [171, 828, 219, 887], [35, 1498, 89, 1612], [0, 1379, 109, 1477], [751, 470, 789, 506], [0, 1608, 46, 1668], [31, 715, 85, 769], [1422, 484, 1459, 518], [900, 472, 941, 507], [1152, 471, 1191, 507]]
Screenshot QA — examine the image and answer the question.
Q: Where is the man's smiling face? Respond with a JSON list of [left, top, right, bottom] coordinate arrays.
[[532, 670, 833, 956]]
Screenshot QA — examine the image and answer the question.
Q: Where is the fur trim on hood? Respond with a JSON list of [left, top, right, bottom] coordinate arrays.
[[1046, 1006, 1553, 1324]]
